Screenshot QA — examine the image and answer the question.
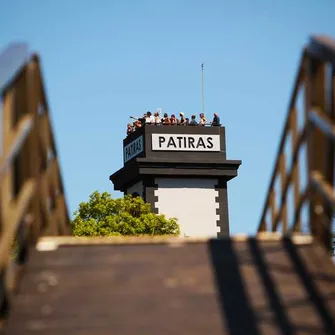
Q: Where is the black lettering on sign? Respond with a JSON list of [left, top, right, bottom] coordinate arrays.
[[167, 137, 177, 148], [196, 137, 206, 149], [207, 137, 213, 148], [151, 134, 218, 152], [124, 136, 144, 162], [188, 137, 195, 148], [159, 136, 165, 147]]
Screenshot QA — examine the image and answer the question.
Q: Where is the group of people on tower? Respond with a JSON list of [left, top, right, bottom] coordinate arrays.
[[127, 111, 221, 136]]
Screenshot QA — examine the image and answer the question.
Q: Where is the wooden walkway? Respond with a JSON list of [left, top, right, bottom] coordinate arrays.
[[3, 235, 335, 334]]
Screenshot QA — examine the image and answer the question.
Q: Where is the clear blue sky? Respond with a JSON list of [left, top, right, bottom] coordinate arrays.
[[1, 0, 334, 235]]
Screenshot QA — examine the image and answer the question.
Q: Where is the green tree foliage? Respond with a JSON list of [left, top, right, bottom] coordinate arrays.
[[72, 191, 180, 236]]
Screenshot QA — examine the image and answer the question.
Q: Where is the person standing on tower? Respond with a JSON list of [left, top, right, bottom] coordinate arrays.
[[162, 113, 171, 125], [179, 112, 187, 125], [189, 115, 198, 125], [199, 113, 206, 126], [145, 111, 155, 124], [126, 123, 134, 135], [170, 114, 178, 125], [154, 111, 161, 124], [211, 113, 220, 126]]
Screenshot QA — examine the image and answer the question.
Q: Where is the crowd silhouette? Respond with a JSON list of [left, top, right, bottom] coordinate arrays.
[[127, 111, 221, 136]]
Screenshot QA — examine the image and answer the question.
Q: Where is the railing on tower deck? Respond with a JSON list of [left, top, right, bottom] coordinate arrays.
[[257, 35, 335, 254], [126, 122, 222, 137], [0, 45, 71, 323]]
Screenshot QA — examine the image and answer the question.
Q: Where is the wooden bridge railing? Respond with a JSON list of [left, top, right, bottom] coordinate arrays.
[[0, 44, 71, 320], [257, 35, 335, 253]]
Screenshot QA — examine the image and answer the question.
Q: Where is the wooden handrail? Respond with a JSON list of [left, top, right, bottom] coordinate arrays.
[[309, 109, 335, 140], [0, 114, 34, 181], [310, 171, 335, 209], [257, 36, 335, 253], [0, 45, 71, 320], [0, 179, 36, 269], [258, 54, 307, 231]]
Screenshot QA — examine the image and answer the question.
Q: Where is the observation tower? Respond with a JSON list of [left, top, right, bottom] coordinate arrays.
[[110, 124, 241, 237]]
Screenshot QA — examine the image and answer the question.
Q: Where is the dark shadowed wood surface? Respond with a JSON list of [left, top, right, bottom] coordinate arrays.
[[3, 236, 335, 335]]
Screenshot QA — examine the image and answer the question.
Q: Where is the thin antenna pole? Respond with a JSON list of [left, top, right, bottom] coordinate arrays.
[[201, 63, 205, 115]]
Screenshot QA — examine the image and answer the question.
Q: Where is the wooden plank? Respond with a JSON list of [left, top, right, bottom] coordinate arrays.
[[5, 242, 224, 334], [3, 238, 335, 335], [34, 233, 313, 248]]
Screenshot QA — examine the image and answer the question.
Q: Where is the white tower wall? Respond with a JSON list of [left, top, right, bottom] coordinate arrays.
[[154, 178, 220, 237]]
